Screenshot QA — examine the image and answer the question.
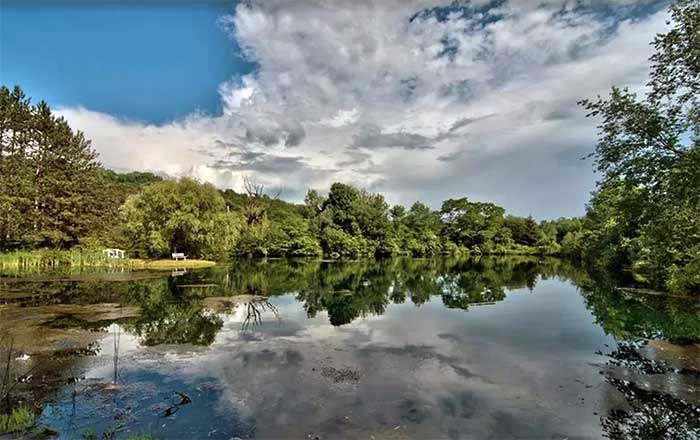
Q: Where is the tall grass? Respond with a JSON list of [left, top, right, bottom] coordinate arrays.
[[0, 406, 35, 434], [0, 248, 132, 270]]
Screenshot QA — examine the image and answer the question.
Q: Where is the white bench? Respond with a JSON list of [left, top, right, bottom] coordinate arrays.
[[171, 252, 187, 261], [103, 248, 125, 259]]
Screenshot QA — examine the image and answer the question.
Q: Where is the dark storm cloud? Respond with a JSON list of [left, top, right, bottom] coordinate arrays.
[[242, 114, 306, 147], [336, 150, 373, 167], [351, 125, 434, 150], [212, 153, 309, 174]]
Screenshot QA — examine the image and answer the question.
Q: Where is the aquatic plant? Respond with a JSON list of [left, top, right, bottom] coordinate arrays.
[[0, 248, 131, 269], [0, 333, 13, 405], [0, 406, 35, 434]]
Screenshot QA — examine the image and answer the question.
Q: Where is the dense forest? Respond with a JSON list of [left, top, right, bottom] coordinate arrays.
[[0, 1, 697, 295]]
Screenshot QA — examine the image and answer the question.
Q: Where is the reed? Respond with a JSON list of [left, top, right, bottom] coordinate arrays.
[[0, 248, 131, 269], [0, 406, 35, 434], [0, 250, 218, 275]]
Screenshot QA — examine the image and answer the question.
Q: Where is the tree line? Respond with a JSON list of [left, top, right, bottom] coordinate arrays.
[[0, 1, 697, 295], [0, 85, 580, 261], [123, 175, 583, 260]]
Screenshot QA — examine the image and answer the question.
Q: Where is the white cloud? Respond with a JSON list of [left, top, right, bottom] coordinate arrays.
[[319, 108, 359, 128], [58, 0, 670, 218]]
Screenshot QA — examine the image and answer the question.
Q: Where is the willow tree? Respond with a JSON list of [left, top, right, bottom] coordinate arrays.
[[120, 178, 242, 260]]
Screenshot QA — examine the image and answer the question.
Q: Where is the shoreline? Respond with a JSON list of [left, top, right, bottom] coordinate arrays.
[[127, 258, 217, 270], [0, 251, 217, 271]]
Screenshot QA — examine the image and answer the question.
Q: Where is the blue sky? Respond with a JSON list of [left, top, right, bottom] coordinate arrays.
[[0, 0, 670, 218], [1, 0, 251, 124]]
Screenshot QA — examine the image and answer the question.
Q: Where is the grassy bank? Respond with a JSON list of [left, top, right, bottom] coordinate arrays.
[[128, 258, 217, 270], [0, 249, 216, 271], [0, 249, 129, 269]]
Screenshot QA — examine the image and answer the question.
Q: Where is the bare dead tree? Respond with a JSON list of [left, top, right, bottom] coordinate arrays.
[[242, 175, 265, 199], [241, 176, 283, 225]]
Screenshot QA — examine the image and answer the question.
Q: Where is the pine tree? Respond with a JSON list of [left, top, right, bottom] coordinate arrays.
[[0, 85, 103, 249]]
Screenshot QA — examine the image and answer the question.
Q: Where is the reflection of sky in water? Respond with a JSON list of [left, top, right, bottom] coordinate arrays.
[[39, 277, 623, 439]]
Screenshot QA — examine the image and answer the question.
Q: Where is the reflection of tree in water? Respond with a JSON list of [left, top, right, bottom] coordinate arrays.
[[0, 258, 593, 346], [297, 260, 393, 325], [578, 281, 700, 344], [439, 264, 506, 309], [222, 256, 563, 326], [120, 278, 223, 346], [241, 300, 280, 330], [576, 277, 700, 439], [103, 257, 589, 344], [224, 257, 700, 440], [600, 341, 700, 439], [602, 377, 700, 440]]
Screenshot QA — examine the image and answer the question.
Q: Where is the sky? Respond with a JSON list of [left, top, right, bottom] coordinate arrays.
[[0, 0, 671, 219]]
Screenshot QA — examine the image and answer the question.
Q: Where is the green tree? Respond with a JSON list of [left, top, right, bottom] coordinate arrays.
[[0, 86, 104, 249], [229, 179, 321, 257], [120, 178, 241, 259], [307, 183, 394, 257], [353, 190, 393, 254], [0, 86, 34, 249], [266, 214, 322, 257], [579, 0, 700, 294], [439, 198, 511, 253], [504, 215, 539, 246], [401, 202, 442, 256]]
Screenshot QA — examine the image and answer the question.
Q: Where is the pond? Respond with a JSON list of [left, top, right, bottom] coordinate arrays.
[[0, 257, 698, 439]]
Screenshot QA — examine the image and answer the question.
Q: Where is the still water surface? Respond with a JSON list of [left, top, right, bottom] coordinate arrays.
[[1, 258, 698, 439]]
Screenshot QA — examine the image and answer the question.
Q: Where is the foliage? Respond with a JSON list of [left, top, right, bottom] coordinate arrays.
[[0, 406, 35, 434], [305, 183, 395, 257], [0, 248, 130, 269], [397, 202, 443, 256], [223, 183, 319, 257], [120, 178, 242, 260], [439, 198, 513, 254], [504, 215, 539, 246], [578, 0, 700, 295], [0, 86, 104, 250]]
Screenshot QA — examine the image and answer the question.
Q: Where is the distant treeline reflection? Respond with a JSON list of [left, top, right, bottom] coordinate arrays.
[[12, 257, 696, 347]]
